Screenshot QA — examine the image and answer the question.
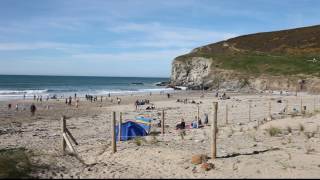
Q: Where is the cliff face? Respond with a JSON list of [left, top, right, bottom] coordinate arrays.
[[170, 25, 320, 92]]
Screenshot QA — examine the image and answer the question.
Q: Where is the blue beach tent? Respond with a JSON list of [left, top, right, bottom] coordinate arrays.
[[115, 121, 147, 141]]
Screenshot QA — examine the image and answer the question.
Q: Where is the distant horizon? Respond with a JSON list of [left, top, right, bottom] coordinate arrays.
[[0, 74, 170, 79]]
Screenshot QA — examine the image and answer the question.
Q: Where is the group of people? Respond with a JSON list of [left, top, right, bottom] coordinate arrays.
[[175, 113, 209, 130], [176, 98, 189, 104], [85, 94, 98, 102], [216, 92, 230, 100], [145, 104, 156, 110], [65, 96, 73, 106], [8, 103, 37, 116], [135, 99, 150, 110]]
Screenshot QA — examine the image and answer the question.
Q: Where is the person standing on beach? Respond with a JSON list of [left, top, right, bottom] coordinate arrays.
[[15, 104, 19, 111], [74, 93, 77, 99], [23, 93, 26, 100], [204, 113, 209, 125], [30, 104, 36, 116], [100, 96, 103, 102], [33, 94, 36, 100], [117, 98, 121, 105], [8, 103, 12, 110], [135, 100, 139, 110], [68, 96, 72, 106]]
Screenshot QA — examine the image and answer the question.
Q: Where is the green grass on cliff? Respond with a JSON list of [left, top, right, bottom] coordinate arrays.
[[174, 25, 320, 77], [177, 52, 320, 77]]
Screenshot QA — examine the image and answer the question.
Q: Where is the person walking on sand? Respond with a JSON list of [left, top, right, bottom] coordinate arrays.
[[15, 104, 19, 111], [30, 104, 36, 116], [117, 98, 121, 105], [76, 99, 79, 108]]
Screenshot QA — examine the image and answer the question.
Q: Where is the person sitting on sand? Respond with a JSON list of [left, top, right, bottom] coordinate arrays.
[[30, 104, 36, 116], [198, 117, 202, 127], [191, 117, 198, 128], [176, 118, 186, 130], [157, 120, 161, 127]]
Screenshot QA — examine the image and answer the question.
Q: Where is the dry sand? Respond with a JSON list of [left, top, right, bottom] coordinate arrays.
[[1, 91, 320, 178]]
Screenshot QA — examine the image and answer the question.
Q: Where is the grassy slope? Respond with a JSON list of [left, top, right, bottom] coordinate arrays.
[[174, 25, 320, 77]]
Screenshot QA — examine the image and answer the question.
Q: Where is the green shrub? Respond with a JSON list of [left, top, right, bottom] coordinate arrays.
[[287, 126, 292, 133], [0, 148, 32, 178], [267, 126, 282, 136]]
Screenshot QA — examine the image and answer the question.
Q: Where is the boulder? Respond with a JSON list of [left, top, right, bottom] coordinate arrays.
[[191, 154, 208, 165]]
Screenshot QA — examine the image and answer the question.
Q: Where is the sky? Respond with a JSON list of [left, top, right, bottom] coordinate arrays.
[[0, 0, 319, 77]]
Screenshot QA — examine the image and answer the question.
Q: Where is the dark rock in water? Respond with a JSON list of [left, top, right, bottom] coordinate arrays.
[[166, 84, 182, 90], [155, 82, 169, 86], [131, 82, 144, 85]]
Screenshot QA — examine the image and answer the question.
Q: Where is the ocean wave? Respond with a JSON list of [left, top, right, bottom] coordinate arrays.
[[0, 89, 48, 95]]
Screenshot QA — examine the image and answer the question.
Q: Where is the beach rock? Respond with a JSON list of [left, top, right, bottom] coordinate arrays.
[[201, 163, 215, 171], [191, 154, 208, 165]]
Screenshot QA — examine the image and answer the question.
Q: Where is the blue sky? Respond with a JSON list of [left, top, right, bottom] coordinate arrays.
[[0, 0, 319, 77]]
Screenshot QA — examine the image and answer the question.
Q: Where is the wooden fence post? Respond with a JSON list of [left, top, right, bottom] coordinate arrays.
[[249, 101, 251, 122], [112, 111, 117, 153], [119, 112, 122, 141], [268, 101, 271, 119], [61, 116, 66, 154], [197, 104, 200, 128], [300, 97, 303, 113], [225, 104, 228, 125], [211, 102, 218, 159], [314, 97, 316, 112], [161, 110, 165, 135]]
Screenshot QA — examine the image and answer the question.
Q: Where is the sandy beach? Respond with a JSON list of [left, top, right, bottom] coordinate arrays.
[[1, 91, 320, 178]]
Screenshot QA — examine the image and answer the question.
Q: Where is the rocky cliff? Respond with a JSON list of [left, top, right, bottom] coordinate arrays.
[[170, 25, 320, 92]]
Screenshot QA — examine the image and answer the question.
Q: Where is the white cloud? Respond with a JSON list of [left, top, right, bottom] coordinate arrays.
[[71, 49, 190, 62], [108, 22, 238, 48], [0, 42, 90, 51]]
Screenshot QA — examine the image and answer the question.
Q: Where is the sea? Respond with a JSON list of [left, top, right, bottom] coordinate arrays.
[[0, 75, 174, 101]]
